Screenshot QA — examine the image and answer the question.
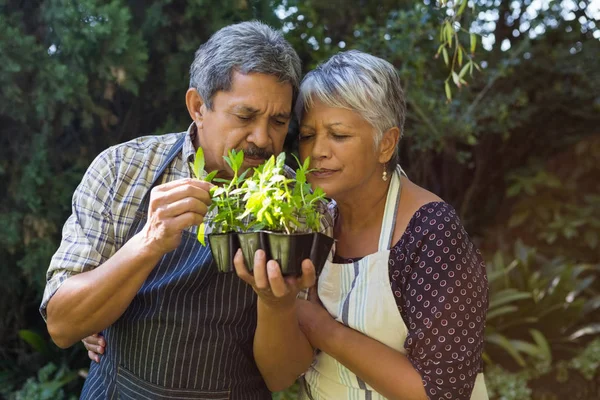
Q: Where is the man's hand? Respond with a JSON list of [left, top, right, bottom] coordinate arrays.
[[233, 249, 316, 310], [82, 333, 105, 363], [137, 178, 212, 257]]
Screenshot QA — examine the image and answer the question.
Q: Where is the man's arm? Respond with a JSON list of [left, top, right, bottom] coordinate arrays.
[[47, 233, 161, 348], [234, 250, 315, 392], [46, 178, 212, 348]]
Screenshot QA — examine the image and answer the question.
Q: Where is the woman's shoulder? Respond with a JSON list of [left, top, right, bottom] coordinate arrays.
[[392, 178, 453, 244]]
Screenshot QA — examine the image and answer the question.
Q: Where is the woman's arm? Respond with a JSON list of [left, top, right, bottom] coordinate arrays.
[[234, 250, 315, 392], [396, 203, 488, 400], [298, 301, 428, 400]]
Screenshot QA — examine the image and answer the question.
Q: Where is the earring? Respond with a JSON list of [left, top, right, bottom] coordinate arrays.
[[382, 164, 388, 181]]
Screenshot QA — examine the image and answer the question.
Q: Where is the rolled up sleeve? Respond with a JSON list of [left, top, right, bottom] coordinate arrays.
[[40, 149, 117, 320]]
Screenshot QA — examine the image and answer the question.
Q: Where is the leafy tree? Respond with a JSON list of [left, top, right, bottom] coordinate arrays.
[[1, 0, 599, 397]]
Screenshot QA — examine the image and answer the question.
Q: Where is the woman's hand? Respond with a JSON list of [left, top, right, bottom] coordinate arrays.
[[82, 333, 105, 363], [234, 249, 316, 310], [296, 288, 338, 350]]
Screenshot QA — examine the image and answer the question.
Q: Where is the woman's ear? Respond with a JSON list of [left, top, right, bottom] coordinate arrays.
[[185, 88, 206, 127], [378, 127, 400, 164]]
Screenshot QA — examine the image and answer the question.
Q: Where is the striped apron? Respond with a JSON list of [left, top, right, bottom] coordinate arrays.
[[302, 167, 488, 399], [80, 134, 270, 399]]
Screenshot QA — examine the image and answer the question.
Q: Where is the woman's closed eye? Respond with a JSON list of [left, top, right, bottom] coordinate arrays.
[[331, 133, 350, 140]]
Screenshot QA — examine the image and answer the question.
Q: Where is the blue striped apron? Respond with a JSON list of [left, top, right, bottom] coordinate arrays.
[[80, 134, 270, 399]]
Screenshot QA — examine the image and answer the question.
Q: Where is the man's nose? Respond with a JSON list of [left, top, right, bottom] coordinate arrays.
[[247, 122, 270, 148]]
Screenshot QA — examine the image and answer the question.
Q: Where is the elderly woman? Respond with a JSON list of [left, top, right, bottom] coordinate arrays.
[[237, 50, 489, 400]]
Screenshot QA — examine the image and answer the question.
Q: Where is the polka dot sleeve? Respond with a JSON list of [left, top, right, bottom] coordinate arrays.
[[389, 202, 488, 400]]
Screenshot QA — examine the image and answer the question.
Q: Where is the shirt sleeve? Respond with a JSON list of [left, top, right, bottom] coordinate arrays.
[[390, 202, 488, 400], [39, 148, 118, 320]]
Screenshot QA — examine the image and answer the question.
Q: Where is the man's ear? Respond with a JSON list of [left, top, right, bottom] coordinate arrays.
[[378, 127, 400, 164], [186, 88, 206, 127]]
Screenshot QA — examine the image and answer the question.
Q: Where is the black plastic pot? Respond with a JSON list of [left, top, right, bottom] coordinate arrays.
[[208, 232, 240, 273], [310, 232, 335, 277], [266, 232, 314, 277], [237, 231, 269, 272]]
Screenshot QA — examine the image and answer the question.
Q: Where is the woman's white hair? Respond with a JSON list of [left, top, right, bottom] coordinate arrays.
[[295, 50, 406, 171]]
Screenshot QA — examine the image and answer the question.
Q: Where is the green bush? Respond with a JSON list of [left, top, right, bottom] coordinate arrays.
[[1, 0, 598, 398]]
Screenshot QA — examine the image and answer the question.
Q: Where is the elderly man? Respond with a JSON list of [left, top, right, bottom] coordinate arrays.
[[41, 21, 327, 399]]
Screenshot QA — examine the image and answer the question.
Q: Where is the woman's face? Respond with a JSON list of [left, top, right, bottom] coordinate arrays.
[[298, 99, 385, 200]]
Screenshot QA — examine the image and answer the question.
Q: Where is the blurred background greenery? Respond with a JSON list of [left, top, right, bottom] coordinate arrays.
[[1, 0, 599, 399]]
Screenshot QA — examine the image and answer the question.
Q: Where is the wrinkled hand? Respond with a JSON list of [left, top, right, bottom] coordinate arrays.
[[234, 249, 316, 310], [82, 333, 105, 363], [137, 178, 212, 257], [297, 288, 336, 350]]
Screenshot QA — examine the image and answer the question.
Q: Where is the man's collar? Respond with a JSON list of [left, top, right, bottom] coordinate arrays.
[[183, 122, 198, 165]]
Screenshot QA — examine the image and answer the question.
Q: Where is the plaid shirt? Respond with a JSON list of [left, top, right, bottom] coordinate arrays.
[[40, 124, 334, 319]]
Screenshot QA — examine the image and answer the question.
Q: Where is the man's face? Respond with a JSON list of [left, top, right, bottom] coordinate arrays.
[[191, 71, 293, 179]]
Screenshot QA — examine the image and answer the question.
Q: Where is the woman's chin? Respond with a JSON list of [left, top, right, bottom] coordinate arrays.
[[308, 179, 337, 198]]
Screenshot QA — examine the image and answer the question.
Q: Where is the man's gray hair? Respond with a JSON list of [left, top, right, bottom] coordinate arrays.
[[190, 21, 301, 109], [295, 50, 406, 171]]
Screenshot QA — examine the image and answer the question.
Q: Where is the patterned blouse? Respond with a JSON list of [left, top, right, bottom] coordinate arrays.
[[334, 201, 488, 400]]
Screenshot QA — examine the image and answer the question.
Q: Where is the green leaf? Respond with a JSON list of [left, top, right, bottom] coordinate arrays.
[[444, 80, 452, 101], [205, 170, 218, 183], [442, 47, 449, 66], [235, 148, 244, 168], [457, 0, 468, 16], [459, 62, 470, 79], [568, 323, 600, 340], [489, 290, 532, 309], [470, 33, 477, 54], [529, 329, 552, 362], [486, 333, 526, 367], [303, 156, 310, 171], [445, 22, 453, 45], [197, 223, 206, 246], [18, 330, 48, 355], [487, 305, 519, 320], [276, 152, 286, 166], [510, 339, 544, 359], [224, 155, 234, 170], [194, 147, 205, 180], [458, 47, 463, 66], [452, 71, 460, 87]]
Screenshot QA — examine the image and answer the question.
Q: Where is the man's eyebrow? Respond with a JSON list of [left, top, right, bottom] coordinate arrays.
[[230, 106, 290, 119], [231, 105, 259, 114], [272, 112, 291, 120]]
